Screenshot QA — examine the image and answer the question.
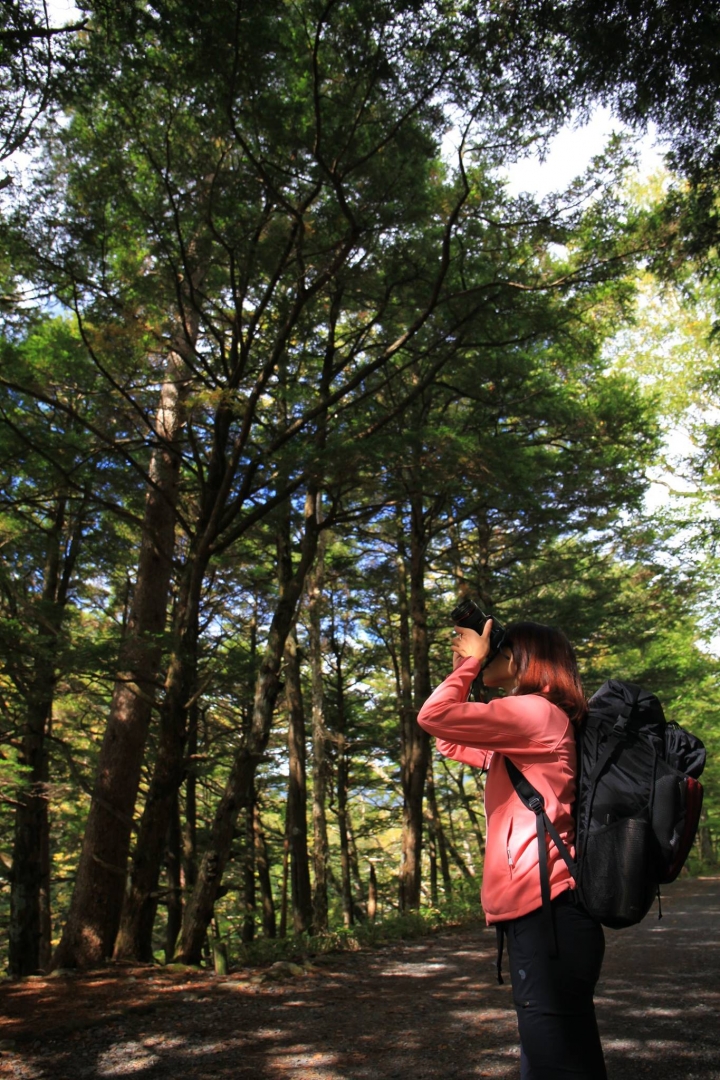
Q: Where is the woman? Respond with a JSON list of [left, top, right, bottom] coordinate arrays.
[[417, 617, 607, 1080]]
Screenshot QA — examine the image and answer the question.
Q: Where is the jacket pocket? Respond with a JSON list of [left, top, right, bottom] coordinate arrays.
[[506, 817, 515, 878]]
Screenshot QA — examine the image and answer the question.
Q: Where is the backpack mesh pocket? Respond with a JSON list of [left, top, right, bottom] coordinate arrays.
[[578, 816, 657, 928]]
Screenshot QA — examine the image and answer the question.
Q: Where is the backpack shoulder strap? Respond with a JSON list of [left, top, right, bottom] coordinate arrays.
[[504, 757, 577, 958], [505, 758, 577, 879]]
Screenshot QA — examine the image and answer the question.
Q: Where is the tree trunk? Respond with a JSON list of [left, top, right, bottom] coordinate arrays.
[[38, 805, 52, 973], [426, 762, 453, 898], [10, 495, 80, 977], [164, 791, 183, 963], [284, 628, 313, 934], [440, 831, 476, 884], [396, 538, 414, 913], [53, 330, 195, 970], [333, 644, 353, 928], [113, 556, 204, 962], [442, 760, 486, 860], [182, 701, 199, 893], [307, 527, 330, 933], [254, 804, 276, 938], [348, 819, 366, 919], [115, 366, 256, 961], [9, 678, 54, 977], [398, 492, 432, 910], [428, 826, 438, 906], [9, 696, 53, 976], [242, 801, 255, 943], [368, 863, 378, 921], [175, 492, 322, 963], [279, 826, 289, 938]]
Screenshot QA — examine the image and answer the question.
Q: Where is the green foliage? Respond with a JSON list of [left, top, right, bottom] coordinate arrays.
[[223, 882, 485, 970], [0, 1, 85, 167]]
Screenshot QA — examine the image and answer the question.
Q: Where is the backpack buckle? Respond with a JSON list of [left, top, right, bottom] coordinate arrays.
[[528, 794, 544, 814], [613, 715, 629, 736]]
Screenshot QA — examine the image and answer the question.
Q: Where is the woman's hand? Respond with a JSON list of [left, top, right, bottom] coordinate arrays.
[[451, 618, 493, 669]]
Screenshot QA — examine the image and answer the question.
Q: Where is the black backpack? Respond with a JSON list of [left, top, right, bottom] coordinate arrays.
[[506, 679, 706, 930]]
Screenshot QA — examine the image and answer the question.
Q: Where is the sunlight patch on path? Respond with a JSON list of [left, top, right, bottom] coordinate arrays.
[[96, 1041, 160, 1076], [378, 960, 450, 977]]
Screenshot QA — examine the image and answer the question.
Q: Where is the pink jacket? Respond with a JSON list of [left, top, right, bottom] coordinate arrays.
[[417, 657, 577, 923]]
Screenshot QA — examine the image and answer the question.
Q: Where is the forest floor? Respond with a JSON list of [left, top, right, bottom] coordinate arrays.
[[0, 876, 719, 1080]]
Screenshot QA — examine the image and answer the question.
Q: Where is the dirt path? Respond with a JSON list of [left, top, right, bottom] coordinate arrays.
[[1, 876, 718, 1080]]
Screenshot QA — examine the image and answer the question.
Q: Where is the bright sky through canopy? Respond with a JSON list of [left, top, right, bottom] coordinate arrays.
[[503, 106, 666, 198]]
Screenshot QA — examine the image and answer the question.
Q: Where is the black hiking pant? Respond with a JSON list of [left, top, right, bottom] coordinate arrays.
[[503, 891, 607, 1080]]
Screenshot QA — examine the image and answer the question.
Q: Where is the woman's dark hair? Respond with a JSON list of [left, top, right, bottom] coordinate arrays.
[[504, 621, 587, 725]]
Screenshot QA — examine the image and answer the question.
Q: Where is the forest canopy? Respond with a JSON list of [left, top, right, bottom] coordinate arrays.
[[1, 0, 719, 977]]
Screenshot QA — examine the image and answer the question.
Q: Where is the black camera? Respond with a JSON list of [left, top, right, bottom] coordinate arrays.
[[451, 598, 506, 658]]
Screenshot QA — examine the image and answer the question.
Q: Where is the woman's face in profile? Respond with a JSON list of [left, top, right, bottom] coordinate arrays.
[[482, 647, 517, 692]]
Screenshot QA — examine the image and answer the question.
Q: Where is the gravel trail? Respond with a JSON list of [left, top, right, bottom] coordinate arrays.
[[1, 876, 718, 1079]]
